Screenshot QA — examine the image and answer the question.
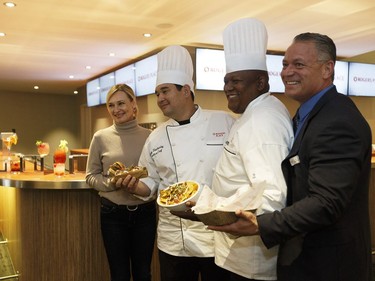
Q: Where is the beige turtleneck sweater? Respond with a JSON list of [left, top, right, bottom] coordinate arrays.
[[86, 119, 152, 205]]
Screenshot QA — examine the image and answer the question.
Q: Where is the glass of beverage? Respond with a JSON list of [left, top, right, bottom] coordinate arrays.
[[36, 141, 50, 157], [1, 132, 17, 153], [53, 163, 65, 176], [54, 148, 66, 164]]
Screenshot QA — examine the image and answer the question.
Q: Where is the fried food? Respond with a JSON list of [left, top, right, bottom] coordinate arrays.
[[108, 161, 148, 182], [159, 181, 199, 205]]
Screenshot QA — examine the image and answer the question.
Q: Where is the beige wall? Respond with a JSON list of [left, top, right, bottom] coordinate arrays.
[[0, 90, 84, 168]]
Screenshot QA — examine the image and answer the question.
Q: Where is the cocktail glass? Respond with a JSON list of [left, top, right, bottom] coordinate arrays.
[[54, 148, 66, 164], [37, 142, 50, 157], [1, 132, 17, 153], [1, 132, 17, 171], [53, 163, 65, 176]]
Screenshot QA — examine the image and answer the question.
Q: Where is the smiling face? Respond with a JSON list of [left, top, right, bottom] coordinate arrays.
[[281, 41, 334, 104], [107, 90, 136, 125], [223, 70, 266, 114], [155, 83, 195, 121]]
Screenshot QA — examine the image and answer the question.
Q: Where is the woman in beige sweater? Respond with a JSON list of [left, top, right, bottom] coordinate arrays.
[[86, 84, 156, 281]]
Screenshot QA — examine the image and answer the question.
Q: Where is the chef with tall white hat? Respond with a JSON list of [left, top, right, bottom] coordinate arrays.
[[207, 18, 294, 280], [128, 45, 235, 281]]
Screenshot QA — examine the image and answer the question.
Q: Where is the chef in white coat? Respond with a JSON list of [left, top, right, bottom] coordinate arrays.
[[126, 45, 235, 281], [208, 18, 294, 280]]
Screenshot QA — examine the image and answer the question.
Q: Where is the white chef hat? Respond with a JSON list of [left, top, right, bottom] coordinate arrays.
[[156, 45, 195, 95], [223, 18, 268, 74]]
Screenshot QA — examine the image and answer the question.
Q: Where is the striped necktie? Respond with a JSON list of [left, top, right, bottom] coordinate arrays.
[[293, 111, 300, 134]]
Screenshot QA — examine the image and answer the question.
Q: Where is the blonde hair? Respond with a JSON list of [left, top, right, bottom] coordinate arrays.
[[106, 84, 138, 117]]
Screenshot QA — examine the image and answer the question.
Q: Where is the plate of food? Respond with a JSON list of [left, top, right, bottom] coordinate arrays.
[[157, 180, 201, 211]]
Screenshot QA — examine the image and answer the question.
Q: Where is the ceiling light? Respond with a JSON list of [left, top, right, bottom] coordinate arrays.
[[143, 33, 152, 38], [85, 66, 91, 70], [3, 2, 16, 8], [34, 86, 39, 90], [73, 90, 78, 95], [109, 52, 115, 57], [69, 75, 74, 79], [0, 32, 5, 37]]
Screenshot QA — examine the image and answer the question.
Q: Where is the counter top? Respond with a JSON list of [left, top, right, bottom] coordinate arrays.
[[0, 170, 90, 189]]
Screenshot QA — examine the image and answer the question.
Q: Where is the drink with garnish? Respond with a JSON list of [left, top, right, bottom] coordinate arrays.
[[36, 141, 50, 157], [53, 140, 68, 176]]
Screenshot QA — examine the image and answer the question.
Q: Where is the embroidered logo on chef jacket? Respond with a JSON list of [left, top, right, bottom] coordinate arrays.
[[206, 131, 227, 146]]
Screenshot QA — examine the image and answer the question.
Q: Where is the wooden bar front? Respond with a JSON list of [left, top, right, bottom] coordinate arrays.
[[0, 170, 160, 281]]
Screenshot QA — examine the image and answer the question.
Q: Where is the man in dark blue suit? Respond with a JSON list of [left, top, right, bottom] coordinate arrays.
[[209, 32, 372, 281]]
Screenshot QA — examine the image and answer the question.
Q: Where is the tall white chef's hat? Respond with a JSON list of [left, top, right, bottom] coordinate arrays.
[[223, 18, 268, 74], [156, 45, 195, 95]]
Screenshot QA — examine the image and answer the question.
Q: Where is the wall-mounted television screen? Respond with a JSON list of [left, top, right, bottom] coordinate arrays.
[[348, 62, 375, 97], [195, 48, 225, 91], [115, 64, 136, 92], [134, 55, 157, 96], [266, 54, 284, 93], [334, 61, 349, 95], [86, 78, 100, 107], [99, 72, 115, 104]]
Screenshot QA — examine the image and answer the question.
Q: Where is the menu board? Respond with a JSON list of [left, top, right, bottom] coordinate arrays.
[[348, 62, 375, 97], [266, 54, 284, 93], [99, 72, 116, 104], [195, 48, 285, 93], [334, 61, 349, 95], [196, 48, 225, 91], [86, 79, 100, 107], [134, 55, 157, 96], [115, 64, 136, 91]]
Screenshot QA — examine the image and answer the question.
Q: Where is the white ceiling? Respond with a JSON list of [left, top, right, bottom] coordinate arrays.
[[1, 0, 375, 95]]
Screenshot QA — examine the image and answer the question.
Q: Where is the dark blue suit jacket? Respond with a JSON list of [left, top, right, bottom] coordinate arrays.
[[258, 86, 372, 281]]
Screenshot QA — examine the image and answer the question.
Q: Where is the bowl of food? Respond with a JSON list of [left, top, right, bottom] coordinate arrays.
[[157, 180, 201, 211]]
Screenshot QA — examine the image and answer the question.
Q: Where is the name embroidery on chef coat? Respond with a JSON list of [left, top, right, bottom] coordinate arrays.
[[150, 145, 163, 158]]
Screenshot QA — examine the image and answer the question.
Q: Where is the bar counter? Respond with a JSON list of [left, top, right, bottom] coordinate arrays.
[[0, 168, 111, 281], [0, 168, 160, 281], [0, 170, 89, 189]]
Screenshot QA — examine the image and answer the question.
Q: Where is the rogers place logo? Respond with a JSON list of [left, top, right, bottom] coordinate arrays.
[[203, 66, 224, 73], [353, 76, 375, 83]]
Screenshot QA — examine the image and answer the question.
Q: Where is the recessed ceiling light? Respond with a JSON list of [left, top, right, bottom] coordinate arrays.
[[85, 65, 91, 70], [34, 86, 39, 90], [69, 75, 74, 79], [0, 32, 6, 37], [3, 2, 16, 8], [109, 52, 115, 57], [73, 90, 78, 95], [143, 33, 152, 38]]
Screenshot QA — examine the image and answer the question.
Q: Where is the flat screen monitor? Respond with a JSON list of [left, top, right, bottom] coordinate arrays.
[[266, 54, 284, 93], [99, 72, 116, 104], [348, 62, 375, 97], [134, 55, 157, 96], [115, 64, 136, 92], [195, 48, 225, 91], [334, 61, 349, 95], [86, 79, 100, 107]]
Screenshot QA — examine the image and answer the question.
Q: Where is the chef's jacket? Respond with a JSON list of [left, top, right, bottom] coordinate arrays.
[[139, 106, 235, 257], [212, 93, 294, 279]]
